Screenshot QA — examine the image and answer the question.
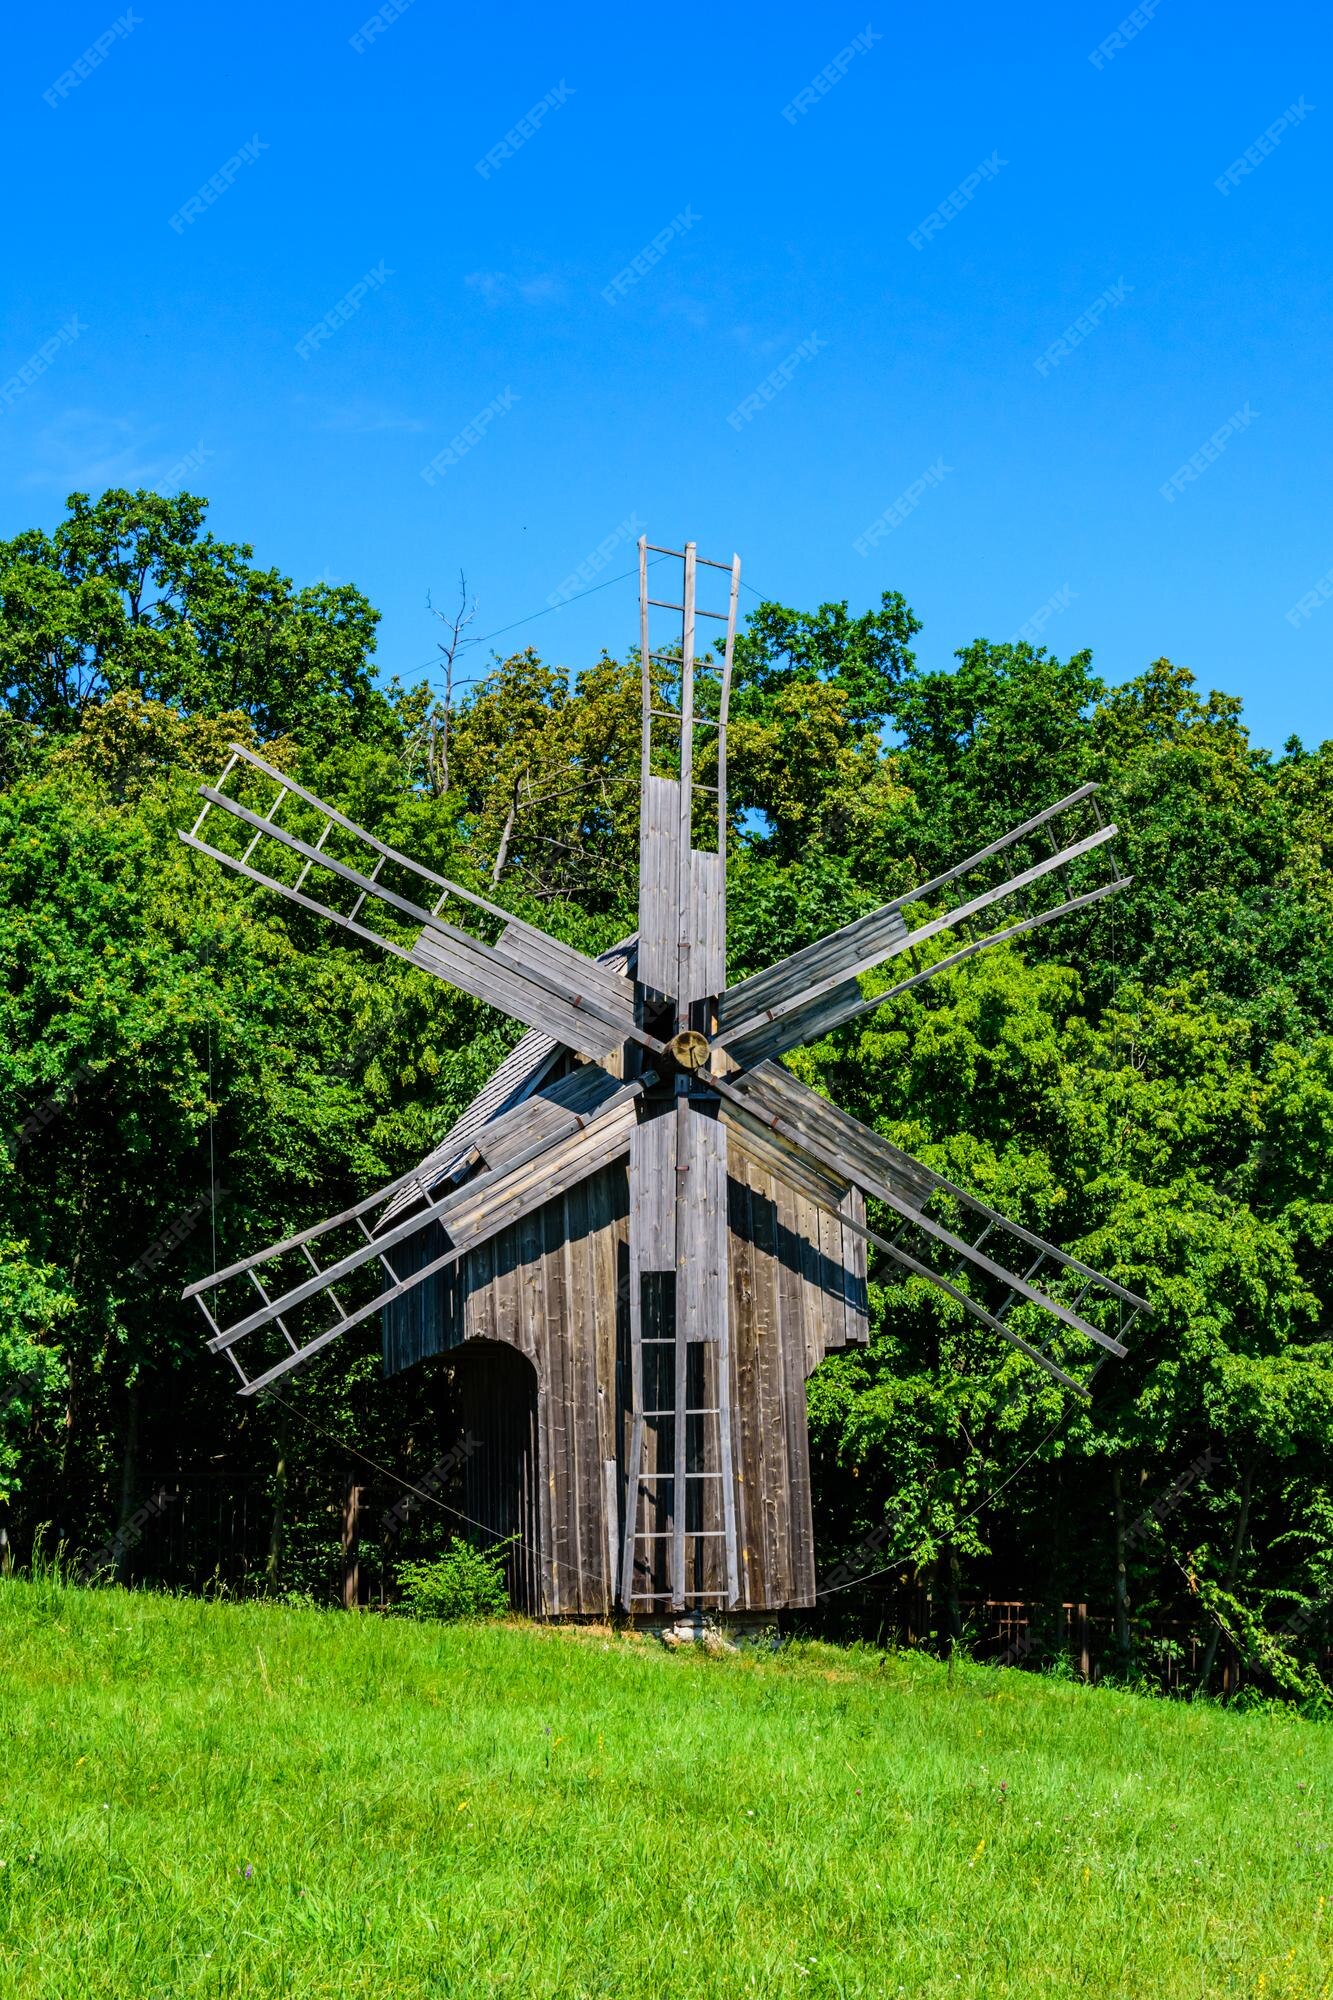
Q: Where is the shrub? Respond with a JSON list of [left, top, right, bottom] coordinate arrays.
[[397, 1538, 510, 1621]]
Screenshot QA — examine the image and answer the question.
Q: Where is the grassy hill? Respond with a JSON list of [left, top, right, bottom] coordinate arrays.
[[0, 1579, 1328, 1998]]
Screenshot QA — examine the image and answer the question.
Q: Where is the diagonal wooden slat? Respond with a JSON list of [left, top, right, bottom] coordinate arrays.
[[185, 780, 640, 1057], [191, 1077, 648, 1360], [717, 821, 1122, 1058], [723, 879, 1130, 1068], [468, 1061, 630, 1174], [735, 1062, 1149, 1318], [198, 741, 636, 1011], [216, 1087, 645, 1397], [718, 783, 1104, 1029], [717, 782, 1125, 1056], [376, 937, 639, 1230], [714, 1070, 1144, 1360], [712, 1093, 1092, 1396]]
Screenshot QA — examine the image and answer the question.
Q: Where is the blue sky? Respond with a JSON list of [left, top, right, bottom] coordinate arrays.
[[3, 1, 1331, 752]]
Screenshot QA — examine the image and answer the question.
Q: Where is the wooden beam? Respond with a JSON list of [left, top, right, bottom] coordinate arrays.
[[197, 1081, 647, 1356], [724, 879, 1130, 1068], [711, 1076, 1137, 1359], [717, 822, 1122, 1054], [234, 1095, 642, 1397], [730, 780, 1107, 1034], [189, 788, 639, 1054], [737, 1061, 1149, 1312], [715, 1092, 1092, 1396]]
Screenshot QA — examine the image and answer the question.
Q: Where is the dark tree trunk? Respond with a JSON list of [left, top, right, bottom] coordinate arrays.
[[265, 1446, 287, 1596], [341, 1479, 364, 1611], [1198, 1455, 1255, 1697], [935, 1543, 963, 1653], [113, 1378, 141, 1583], [1112, 1463, 1132, 1667]]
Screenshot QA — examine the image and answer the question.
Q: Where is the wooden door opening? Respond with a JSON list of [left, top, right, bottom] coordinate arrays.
[[448, 1338, 540, 1613]]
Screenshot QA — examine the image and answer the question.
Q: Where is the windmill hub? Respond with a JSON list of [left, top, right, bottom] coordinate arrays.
[[666, 1027, 711, 1074]]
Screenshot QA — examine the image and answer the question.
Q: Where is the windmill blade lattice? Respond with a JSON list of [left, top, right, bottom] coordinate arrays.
[[181, 743, 645, 1061], [718, 1064, 1148, 1393], [187, 1067, 647, 1397], [716, 784, 1127, 1068]]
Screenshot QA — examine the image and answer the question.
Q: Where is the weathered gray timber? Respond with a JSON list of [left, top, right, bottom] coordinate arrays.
[[180, 531, 1148, 1617]]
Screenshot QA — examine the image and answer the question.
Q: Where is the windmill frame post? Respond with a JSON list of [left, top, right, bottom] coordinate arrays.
[[623, 536, 742, 1613]]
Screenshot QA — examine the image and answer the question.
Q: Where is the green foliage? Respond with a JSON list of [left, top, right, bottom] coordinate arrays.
[[0, 489, 389, 747], [0, 1245, 73, 1502], [396, 1538, 510, 1620]]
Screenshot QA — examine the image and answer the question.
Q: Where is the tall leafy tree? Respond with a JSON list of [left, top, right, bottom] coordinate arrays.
[[0, 489, 389, 747]]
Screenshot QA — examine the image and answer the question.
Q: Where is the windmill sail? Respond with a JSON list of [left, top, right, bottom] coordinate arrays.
[[715, 1064, 1148, 1394], [716, 785, 1128, 1067], [186, 1070, 647, 1396], [182, 744, 643, 1060]]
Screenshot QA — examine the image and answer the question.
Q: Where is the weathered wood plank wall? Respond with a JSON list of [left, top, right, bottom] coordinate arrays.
[[382, 1147, 868, 1614]]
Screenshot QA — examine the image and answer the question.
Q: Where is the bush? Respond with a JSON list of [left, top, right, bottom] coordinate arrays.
[[396, 1538, 510, 1621]]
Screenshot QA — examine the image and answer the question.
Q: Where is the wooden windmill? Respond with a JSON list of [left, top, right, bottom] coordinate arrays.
[[180, 536, 1148, 1618]]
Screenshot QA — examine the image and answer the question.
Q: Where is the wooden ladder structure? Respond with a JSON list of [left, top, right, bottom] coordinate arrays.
[[620, 538, 743, 1614]]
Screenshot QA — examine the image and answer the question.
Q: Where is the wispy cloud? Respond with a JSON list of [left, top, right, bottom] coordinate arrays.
[[20, 408, 161, 490], [660, 294, 710, 331], [465, 269, 565, 306], [728, 324, 816, 359], [312, 401, 427, 435]]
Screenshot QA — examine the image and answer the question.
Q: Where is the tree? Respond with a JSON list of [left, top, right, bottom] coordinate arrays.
[[0, 489, 389, 748]]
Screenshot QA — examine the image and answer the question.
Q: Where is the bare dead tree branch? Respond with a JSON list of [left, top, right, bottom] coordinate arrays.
[[490, 767, 524, 886], [414, 570, 479, 797]]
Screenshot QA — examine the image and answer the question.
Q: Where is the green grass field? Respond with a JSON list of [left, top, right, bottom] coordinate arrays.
[[0, 1578, 1329, 1998]]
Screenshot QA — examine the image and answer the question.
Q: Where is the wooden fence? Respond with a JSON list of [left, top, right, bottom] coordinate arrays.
[[887, 1592, 1332, 1694]]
